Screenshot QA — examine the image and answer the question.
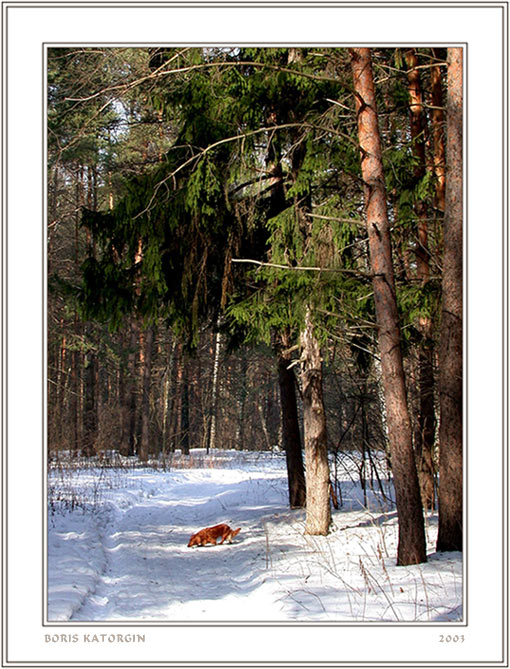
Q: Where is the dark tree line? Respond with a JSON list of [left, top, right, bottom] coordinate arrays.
[[47, 47, 463, 564]]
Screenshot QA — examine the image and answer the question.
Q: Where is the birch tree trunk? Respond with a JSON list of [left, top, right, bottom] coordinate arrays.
[[207, 330, 222, 453], [350, 47, 427, 565], [437, 48, 463, 553]]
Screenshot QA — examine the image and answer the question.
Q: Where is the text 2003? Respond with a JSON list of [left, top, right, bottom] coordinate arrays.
[[439, 635, 464, 643]]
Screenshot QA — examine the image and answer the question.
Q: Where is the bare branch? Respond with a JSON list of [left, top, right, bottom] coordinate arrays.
[[64, 57, 343, 105], [231, 257, 371, 279], [308, 213, 365, 227]]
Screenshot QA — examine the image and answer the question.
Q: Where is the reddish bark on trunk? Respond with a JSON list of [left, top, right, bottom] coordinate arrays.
[[350, 47, 427, 565], [405, 48, 437, 510], [437, 48, 463, 553]]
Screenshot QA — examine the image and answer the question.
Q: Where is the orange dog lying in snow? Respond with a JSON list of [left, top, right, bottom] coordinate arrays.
[[187, 523, 241, 547]]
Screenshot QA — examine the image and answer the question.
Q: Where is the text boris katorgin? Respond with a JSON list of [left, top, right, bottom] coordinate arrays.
[[44, 633, 146, 644]]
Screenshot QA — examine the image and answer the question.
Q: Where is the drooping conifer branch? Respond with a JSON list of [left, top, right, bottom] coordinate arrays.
[[133, 121, 357, 221]]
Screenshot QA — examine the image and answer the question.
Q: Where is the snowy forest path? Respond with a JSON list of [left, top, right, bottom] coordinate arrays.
[[49, 454, 462, 623], [69, 466, 290, 621]]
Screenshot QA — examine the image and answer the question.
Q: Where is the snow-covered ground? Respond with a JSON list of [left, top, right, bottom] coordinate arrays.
[[47, 450, 462, 623]]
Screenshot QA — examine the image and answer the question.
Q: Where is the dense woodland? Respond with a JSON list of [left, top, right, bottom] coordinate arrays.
[[47, 47, 463, 565]]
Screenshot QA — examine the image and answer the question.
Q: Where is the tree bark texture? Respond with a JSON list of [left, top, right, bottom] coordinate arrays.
[[350, 47, 427, 565], [405, 48, 430, 282], [437, 48, 463, 553], [300, 308, 331, 535], [275, 330, 306, 508]]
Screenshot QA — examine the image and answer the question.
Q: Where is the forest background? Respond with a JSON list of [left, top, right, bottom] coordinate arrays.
[[47, 46, 463, 567]]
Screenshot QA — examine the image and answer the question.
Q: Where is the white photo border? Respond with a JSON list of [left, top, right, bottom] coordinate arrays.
[[2, 1, 507, 666]]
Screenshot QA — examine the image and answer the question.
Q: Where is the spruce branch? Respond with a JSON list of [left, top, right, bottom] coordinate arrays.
[[134, 121, 353, 220]]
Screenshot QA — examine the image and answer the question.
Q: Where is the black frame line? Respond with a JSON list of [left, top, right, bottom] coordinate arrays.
[[40, 37, 468, 629]]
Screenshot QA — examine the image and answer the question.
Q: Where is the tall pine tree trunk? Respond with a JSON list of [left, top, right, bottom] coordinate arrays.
[[437, 48, 463, 553], [416, 338, 437, 510], [70, 167, 84, 455], [431, 48, 446, 215], [350, 47, 426, 565], [82, 165, 98, 457], [405, 48, 437, 510], [300, 308, 331, 535]]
